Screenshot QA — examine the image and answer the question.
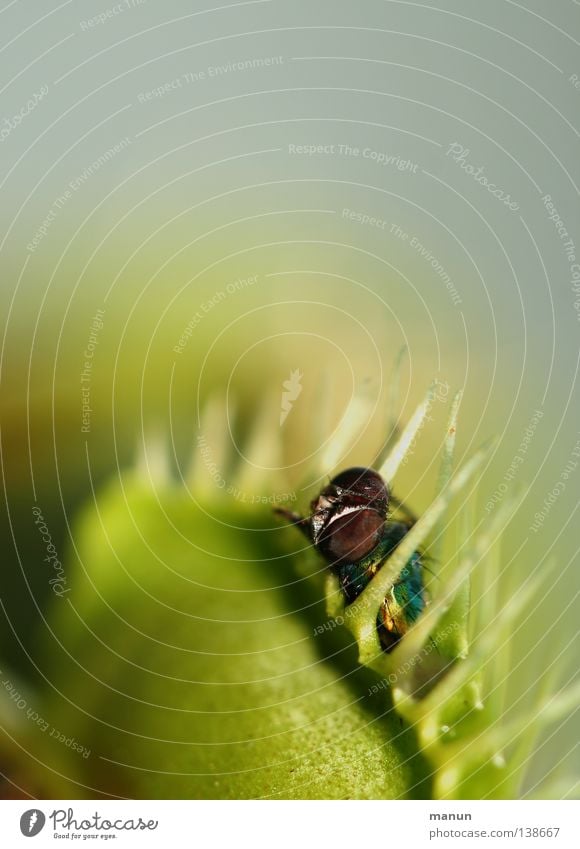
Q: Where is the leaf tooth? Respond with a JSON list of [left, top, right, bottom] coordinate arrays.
[[477, 552, 559, 677], [389, 540, 476, 671], [431, 389, 463, 560], [443, 680, 580, 770], [325, 573, 344, 619], [379, 382, 437, 484], [188, 393, 233, 497], [389, 554, 473, 673], [463, 494, 522, 678], [436, 390, 462, 491], [233, 398, 282, 494], [135, 429, 171, 486], [418, 565, 548, 716], [307, 373, 335, 481], [374, 345, 408, 465], [390, 496, 516, 689], [388, 345, 408, 425], [318, 385, 376, 473], [474, 537, 502, 666], [513, 645, 576, 796]]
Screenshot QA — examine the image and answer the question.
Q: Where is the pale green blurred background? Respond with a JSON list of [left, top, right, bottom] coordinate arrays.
[[1, 0, 578, 797]]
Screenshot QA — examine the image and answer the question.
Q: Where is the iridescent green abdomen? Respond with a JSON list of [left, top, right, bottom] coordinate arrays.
[[336, 522, 427, 652]]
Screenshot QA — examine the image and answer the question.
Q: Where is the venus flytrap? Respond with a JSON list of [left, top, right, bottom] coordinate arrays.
[[25, 370, 578, 800], [392, 539, 574, 798], [29, 399, 433, 800], [320, 391, 494, 741], [281, 374, 578, 800]]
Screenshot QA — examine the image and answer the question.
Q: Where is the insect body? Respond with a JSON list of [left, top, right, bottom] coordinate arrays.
[[275, 466, 427, 652]]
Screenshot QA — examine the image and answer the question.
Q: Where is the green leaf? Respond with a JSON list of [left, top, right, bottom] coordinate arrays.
[[31, 476, 431, 799]]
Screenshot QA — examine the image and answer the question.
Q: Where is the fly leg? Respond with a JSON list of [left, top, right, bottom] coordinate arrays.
[[273, 507, 312, 540]]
